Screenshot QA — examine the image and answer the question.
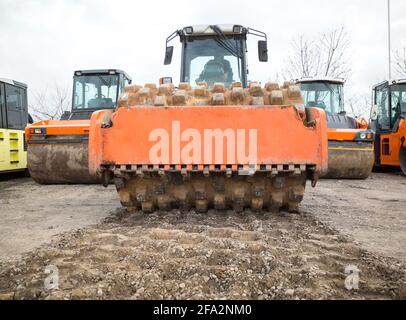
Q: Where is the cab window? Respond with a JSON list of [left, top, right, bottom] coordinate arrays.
[[183, 37, 244, 88], [390, 84, 406, 125], [5, 84, 23, 111], [119, 74, 130, 92], [5, 84, 27, 130], [375, 85, 390, 130], [73, 74, 120, 110], [0, 84, 4, 128], [300, 82, 344, 115]]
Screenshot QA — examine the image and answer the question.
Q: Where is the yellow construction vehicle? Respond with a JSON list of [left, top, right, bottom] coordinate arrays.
[[0, 78, 31, 174]]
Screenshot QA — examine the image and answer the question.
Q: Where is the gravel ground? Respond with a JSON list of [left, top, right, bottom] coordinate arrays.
[[0, 173, 405, 300], [0, 176, 118, 262], [305, 173, 406, 262]]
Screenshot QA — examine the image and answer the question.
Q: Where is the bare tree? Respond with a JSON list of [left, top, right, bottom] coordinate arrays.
[[283, 35, 321, 80], [29, 83, 71, 120], [346, 93, 371, 119], [394, 47, 406, 77], [283, 26, 352, 81]]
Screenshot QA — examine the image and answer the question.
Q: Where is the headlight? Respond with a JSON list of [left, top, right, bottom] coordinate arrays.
[[233, 25, 243, 33], [184, 26, 193, 34], [355, 131, 374, 142]]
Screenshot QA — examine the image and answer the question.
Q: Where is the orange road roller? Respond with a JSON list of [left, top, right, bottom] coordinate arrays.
[[297, 78, 375, 179], [26, 69, 131, 184]]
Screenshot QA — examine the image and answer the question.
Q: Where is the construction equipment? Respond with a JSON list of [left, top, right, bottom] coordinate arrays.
[[371, 79, 406, 175], [26, 69, 131, 184], [0, 78, 31, 174], [297, 78, 375, 179], [88, 24, 328, 213]]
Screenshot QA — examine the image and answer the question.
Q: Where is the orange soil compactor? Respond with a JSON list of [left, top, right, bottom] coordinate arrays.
[[88, 25, 328, 213]]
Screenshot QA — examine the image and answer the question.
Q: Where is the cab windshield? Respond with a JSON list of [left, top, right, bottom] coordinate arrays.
[[73, 74, 119, 110], [182, 37, 244, 88], [391, 84, 406, 117], [375, 83, 406, 130], [300, 82, 344, 115]]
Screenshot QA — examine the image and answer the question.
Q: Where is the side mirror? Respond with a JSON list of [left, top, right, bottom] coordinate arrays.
[[370, 105, 378, 121], [164, 46, 174, 65], [258, 40, 268, 62]]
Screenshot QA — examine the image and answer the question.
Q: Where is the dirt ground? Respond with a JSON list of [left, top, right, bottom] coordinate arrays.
[[305, 173, 406, 262], [0, 173, 405, 300], [0, 175, 118, 262]]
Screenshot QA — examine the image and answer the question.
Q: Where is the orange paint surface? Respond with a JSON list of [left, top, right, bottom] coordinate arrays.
[[89, 106, 328, 175], [25, 120, 90, 140], [379, 119, 406, 167], [328, 129, 359, 141]]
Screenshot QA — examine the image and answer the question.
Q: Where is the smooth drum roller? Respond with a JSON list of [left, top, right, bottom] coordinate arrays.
[[28, 135, 100, 184], [325, 141, 375, 179]]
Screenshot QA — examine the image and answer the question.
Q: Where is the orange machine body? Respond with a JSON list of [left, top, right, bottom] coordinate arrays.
[[25, 119, 90, 140], [328, 129, 370, 142], [378, 118, 405, 167], [327, 116, 372, 142], [89, 106, 328, 176]]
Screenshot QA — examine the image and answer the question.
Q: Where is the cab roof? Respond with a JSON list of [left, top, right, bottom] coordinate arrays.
[[73, 69, 132, 81], [296, 77, 345, 85], [0, 78, 28, 88], [390, 79, 406, 85], [372, 79, 406, 89], [180, 24, 246, 36]]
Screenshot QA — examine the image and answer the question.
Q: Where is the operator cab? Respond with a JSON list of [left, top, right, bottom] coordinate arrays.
[[62, 69, 132, 120], [297, 78, 345, 114], [297, 78, 359, 129], [372, 79, 406, 133], [164, 24, 268, 88], [0, 78, 30, 130]]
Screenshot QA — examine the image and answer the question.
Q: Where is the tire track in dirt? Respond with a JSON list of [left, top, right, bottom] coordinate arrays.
[[0, 209, 404, 300]]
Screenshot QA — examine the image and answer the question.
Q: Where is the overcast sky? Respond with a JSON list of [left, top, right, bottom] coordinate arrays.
[[1, 0, 405, 113]]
